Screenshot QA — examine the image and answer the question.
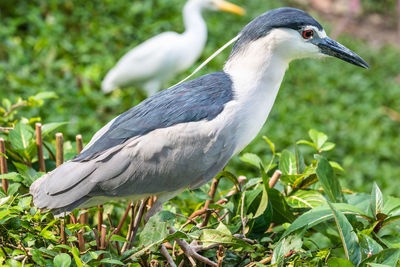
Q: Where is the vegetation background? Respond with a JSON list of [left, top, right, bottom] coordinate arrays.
[[1, 0, 400, 266]]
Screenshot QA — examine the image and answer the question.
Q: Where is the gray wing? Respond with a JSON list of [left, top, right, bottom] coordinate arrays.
[[30, 72, 235, 215]]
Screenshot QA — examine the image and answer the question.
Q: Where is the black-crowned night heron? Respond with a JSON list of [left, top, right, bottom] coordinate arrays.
[[101, 0, 245, 95], [31, 7, 368, 218]]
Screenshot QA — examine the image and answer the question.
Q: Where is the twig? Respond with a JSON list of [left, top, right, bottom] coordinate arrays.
[[60, 220, 67, 245], [269, 170, 282, 188], [55, 133, 63, 167], [106, 202, 133, 247], [76, 134, 84, 153], [0, 126, 13, 132], [77, 229, 85, 252], [200, 178, 220, 227], [0, 138, 8, 193], [97, 205, 103, 234], [35, 123, 46, 172], [240, 192, 246, 235], [92, 228, 100, 250], [3, 102, 27, 117], [100, 224, 107, 249], [122, 198, 148, 252], [217, 245, 225, 267], [107, 213, 114, 229], [160, 244, 177, 267], [122, 202, 137, 253]]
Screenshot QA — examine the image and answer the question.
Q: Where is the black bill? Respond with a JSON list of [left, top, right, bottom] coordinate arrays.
[[312, 37, 369, 69]]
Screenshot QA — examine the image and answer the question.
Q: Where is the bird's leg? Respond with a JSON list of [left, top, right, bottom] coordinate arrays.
[[144, 198, 164, 223]]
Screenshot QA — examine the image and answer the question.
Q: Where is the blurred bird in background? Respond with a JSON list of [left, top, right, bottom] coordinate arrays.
[[101, 0, 245, 95]]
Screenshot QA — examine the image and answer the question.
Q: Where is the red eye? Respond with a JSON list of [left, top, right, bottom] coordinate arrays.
[[302, 29, 314, 39]]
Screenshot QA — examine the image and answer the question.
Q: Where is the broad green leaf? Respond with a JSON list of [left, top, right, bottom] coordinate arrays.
[[309, 129, 328, 149], [316, 155, 343, 202], [330, 161, 344, 172], [360, 248, 400, 266], [321, 142, 335, 151], [0, 196, 11, 206], [138, 210, 175, 247], [41, 122, 68, 136], [240, 153, 264, 169], [328, 202, 361, 266], [71, 247, 83, 267], [31, 91, 58, 100], [287, 190, 326, 209], [268, 188, 295, 223], [272, 235, 303, 266], [5, 259, 22, 267], [279, 150, 297, 175], [359, 233, 383, 258], [294, 144, 306, 174], [99, 259, 125, 265], [201, 222, 253, 251], [327, 258, 355, 267], [31, 249, 46, 266], [282, 203, 370, 238], [370, 182, 383, 218], [366, 264, 392, 267], [110, 235, 130, 243], [254, 187, 269, 218], [0, 172, 23, 182], [8, 122, 34, 151], [53, 253, 72, 267]]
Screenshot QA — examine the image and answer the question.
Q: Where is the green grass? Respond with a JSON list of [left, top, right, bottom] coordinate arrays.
[[1, 0, 400, 196]]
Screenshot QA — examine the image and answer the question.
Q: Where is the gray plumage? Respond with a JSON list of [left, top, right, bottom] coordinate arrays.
[[30, 72, 235, 216], [30, 6, 368, 217]]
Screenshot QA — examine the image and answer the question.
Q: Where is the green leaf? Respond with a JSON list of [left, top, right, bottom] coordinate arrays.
[[268, 188, 295, 223], [240, 153, 264, 169], [272, 234, 303, 266], [200, 222, 253, 251], [282, 203, 370, 238], [110, 235, 130, 243], [316, 155, 343, 202], [71, 247, 83, 267], [327, 258, 355, 267], [0, 172, 23, 182], [31, 91, 58, 100], [370, 182, 383, 218], [297, 140, 318, 150], [320, 142, 335, 151], [138, 210, 175, 247], [31, 249, 46, 266], [279, 150, 297, 175], [309, 129, 328, 149], [41, 122, 68, 136], [8, 122, 34, 151], [328, 202, 361, 266], [287, 190, 326, 209], [53, 253, 72, 267], [360, 248, 400, 266], [99, 259, 125, 265], [254, 187, 269, 218], [262, 136, 275, 156], [330, 161, 344, 172]]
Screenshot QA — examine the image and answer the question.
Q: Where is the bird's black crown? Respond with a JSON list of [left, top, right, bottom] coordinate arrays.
[[230, 7, 323, 56]]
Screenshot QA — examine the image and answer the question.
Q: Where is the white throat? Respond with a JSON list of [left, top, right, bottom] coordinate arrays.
[[223, 30, 291, 153]]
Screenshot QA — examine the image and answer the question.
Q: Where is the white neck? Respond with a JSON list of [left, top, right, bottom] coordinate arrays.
[[182, 1, 207, 40], [223, 31, 290, 153]]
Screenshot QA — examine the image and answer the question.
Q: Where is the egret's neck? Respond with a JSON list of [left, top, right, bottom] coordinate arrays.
[[182, 2, 207, 43]]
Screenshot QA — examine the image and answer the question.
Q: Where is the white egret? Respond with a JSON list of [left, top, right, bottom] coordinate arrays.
[[101, 0, 244, 95]]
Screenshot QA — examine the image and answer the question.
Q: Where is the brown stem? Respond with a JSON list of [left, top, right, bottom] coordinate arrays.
[[0, 138, 8, 193], [160, 244, 177, 267], [60, 220, 67, 245], [75, 134, 83, 154], [55, 133, 64, 167], [106, 202, 132, 247], [77, 229, 85, 252], [35, 123, 46, 172], [200, 178, 220, 227], [100, 224, 107, 249], [97, 205, 103, 234], [92, 228, 100, 250], [3, 102, 27, 117], [269, 170, 282, 188]]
